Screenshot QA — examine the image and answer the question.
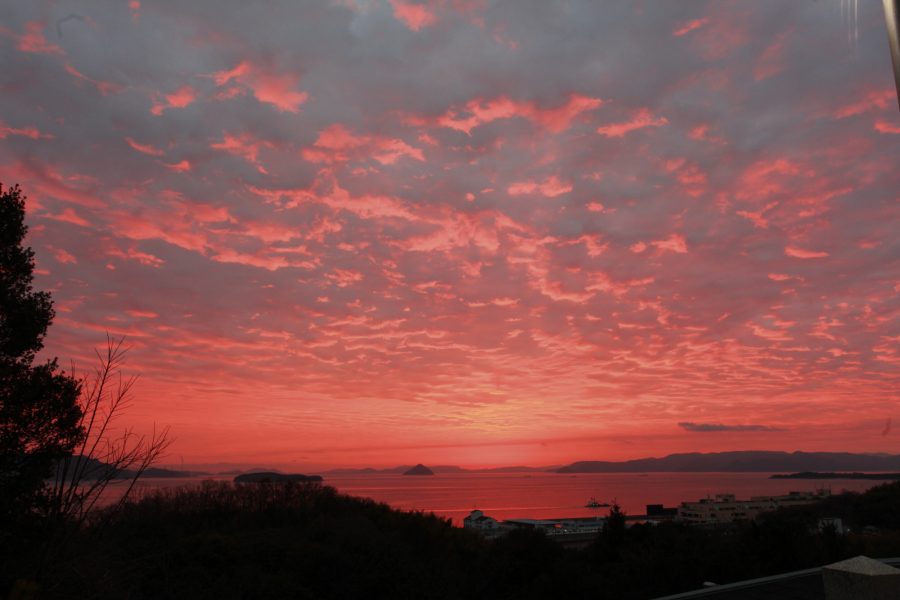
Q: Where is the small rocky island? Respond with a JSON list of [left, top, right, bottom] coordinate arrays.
[[234, 472, 323, 483], [403, 464, 435, 476]]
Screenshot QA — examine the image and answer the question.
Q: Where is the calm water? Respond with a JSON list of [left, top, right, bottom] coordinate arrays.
[[110, 472, 882, 525]]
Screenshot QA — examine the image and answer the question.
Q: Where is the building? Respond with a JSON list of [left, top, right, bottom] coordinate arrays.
[[463, 509, 501, 532], [652, 556, 900, 600], [502, 516, 606, 536], [677, 489, 830, 525], [463, 510, 606, 537], [647, 504, 678, 519]]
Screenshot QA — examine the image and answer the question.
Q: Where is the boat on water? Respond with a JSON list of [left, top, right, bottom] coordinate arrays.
[[585, 497, 611, 508]]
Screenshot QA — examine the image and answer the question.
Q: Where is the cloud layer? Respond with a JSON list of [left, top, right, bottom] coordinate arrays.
[[1, 1, 898, 468]]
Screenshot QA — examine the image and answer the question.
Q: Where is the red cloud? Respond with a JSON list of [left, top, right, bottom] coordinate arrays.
[[1, 21, 63, 55], [51, 247, 77, 264], [874, 120, 900, 134], [389, 0, 437, 31], [151, 86, 197, 115], [409, 94, 602, 134], [125, 137, 165, 156], [64, 64, 121, 95], [832, 89, 894, 118], [209, 61, 308, 112], [507, 176, 572, 198], [0, 122, 53, 140], [785, 246, 828, 259], [672, 18, 709, 37], [129, 0, 141, 22], [651, 234, 688, 254], [165, 160, 192, 172], [47, 208, 89, 227], [302, 124, 424, 165], [753, 30, 790, 81], [211, 132, 273, 173], [597, 108, 668, 137]]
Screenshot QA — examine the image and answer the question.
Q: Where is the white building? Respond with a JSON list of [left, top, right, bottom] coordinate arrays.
[[463, 510, 501, 532], [677, 489, 831, 525], [463, 510, 606, 536]]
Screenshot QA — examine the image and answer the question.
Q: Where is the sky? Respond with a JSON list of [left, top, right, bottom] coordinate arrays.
[[1, 0, 898, 470]]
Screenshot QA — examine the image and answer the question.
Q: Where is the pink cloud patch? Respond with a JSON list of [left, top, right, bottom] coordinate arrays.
[[165, 159, 192, 172], [302, 124, 424, 165], [672, 18, 709, 37], [596, 108, 668, 137], [125, 137, 165, 156], [507, 176, 572, 198], [651, 234, 688, 254], [129, 0, 141, 22], [389, 0, 437, 31], [64, 64, 121, 96], [832, 89, 894, 118], [47, 208, 90, 227], [151, 86, 197, 115], [209, 61, 308, 112], [753, 30, 790, 81], [411, 94, 602, 135], [874, 120, 900, 134], [0, 122, 53, 140], [785, 246, 828, 259], [4, 21, 63, 55], [52, 248, 77, 264], [211, 132, 273, 173]]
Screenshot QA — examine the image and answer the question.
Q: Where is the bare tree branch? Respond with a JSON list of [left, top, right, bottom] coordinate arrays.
[[46, 336, 171, 538]]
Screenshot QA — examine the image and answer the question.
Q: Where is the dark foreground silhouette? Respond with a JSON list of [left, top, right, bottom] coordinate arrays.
[[233, 471, 323, 483], [4, 480, 900, 599]]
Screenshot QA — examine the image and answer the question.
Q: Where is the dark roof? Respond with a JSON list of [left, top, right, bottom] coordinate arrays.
[[652, 557, 900, 600]]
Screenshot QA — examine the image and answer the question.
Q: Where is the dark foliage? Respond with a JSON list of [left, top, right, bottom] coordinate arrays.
[[0, 184, 82, 554], [9, 480, 900, 600]]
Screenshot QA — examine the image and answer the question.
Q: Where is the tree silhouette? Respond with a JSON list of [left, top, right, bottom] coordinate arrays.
[[0, 183, 82, 531]]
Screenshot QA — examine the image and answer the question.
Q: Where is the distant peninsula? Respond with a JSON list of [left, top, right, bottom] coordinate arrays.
[[234, 472, 323, 484], [771, 472, 900, 480], [324, 465, 547, 475], [56, 456, 205, 479], [403, 464, 434, 476], [555, 451, 900, 473], [320, 451, 900, 476]]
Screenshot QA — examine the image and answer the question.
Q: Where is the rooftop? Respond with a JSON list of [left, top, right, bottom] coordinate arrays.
[[652, 557, 900, 600]]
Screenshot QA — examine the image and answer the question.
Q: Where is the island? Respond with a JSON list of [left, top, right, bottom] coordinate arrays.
[[403, 464, 435, 476], [233, 472, 324, 483], [770, 472, 900, 480]]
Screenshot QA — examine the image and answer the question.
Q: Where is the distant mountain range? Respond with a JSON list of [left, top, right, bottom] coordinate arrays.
[[56, 456, 206, 479], [555, 451, 900, 473], [323, 465, 550, 475], [322, 452, 900, 476]]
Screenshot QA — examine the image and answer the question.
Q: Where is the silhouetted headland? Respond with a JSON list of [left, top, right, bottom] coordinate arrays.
[[556, 451, 900, 473], [325, 464, 546, 475], [403, 464, 435, 476], [233, 472, 323, 483]]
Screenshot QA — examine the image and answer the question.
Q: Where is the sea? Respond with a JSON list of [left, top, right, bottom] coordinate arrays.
[[104, 472, 883, 525]]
